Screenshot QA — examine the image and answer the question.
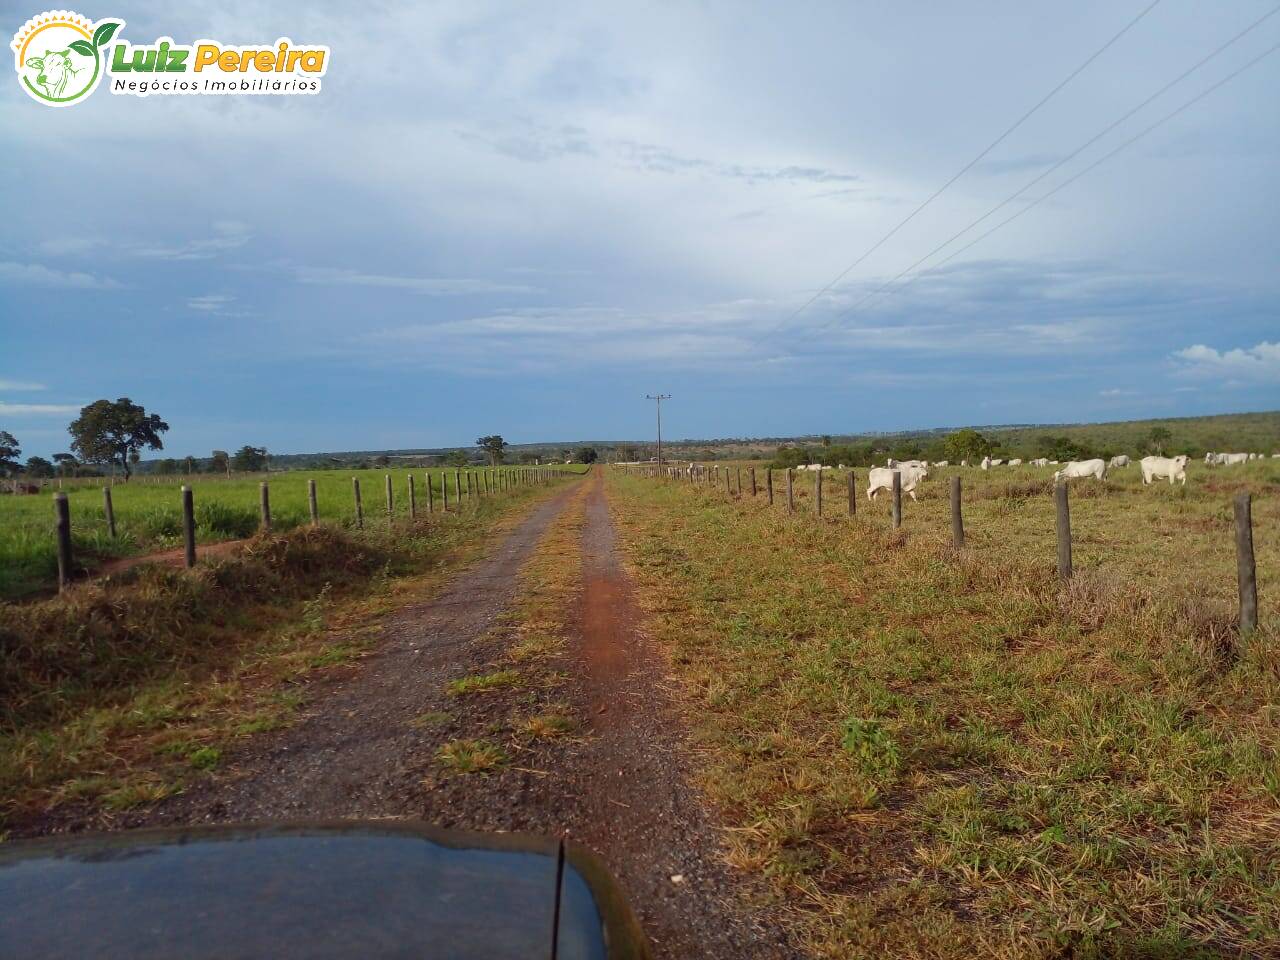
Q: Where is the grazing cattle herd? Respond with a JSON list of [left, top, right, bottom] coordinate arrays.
[[860, 447, 1269, 499], [681, 446, 1275, 501]]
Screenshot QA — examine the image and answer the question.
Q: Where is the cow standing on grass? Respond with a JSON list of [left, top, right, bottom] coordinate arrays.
[[867, 463, 928, 502], [1140, 455, 1188, 486], [1053, 459, 1107, 483]]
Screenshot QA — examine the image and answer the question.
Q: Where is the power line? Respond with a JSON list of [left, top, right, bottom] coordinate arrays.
[[792, 4, 1280, 345], [792, 35, 1280, 352], [771, 0, 1164, 335], [645, 394, 671, 467]]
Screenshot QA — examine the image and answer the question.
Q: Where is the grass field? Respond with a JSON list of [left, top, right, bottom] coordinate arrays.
[[608, 459, 1279, 956], [0, 465, 576, 600]]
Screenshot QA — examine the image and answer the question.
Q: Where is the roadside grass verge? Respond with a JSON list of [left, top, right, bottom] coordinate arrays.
[[608, 469, 1280, 957], [0, 479, 576, 827]]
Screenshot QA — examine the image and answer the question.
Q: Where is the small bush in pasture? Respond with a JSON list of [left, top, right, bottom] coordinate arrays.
[[840, 717, 900, 778]]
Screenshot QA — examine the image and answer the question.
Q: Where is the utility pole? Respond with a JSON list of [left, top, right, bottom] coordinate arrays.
[[645, 394, 671, 468]]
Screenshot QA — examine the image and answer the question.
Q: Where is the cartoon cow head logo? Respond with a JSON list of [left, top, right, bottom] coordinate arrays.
[[11, 11, 122, 106]]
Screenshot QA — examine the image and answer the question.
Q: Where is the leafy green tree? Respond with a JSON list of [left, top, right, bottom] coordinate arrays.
[[943, 429, 992, 463], [183, 455, 197, 474], [443, 449, 470, 467], [373, 454, 391, 467], [68, 398, 169, 481], [1146, 426, 1173, 455], [232, 445, 269, 472], [576, 446, 598, 464], [52, 453, 78, 477], [25, 455, 54, 478], [0, 431, 21, 476], [1034, 434, 1092, 462], [476, 435, 509, 466], [210, 450, 230, 476], [770, 446, 811, 469], [155, 458, 180, 475]]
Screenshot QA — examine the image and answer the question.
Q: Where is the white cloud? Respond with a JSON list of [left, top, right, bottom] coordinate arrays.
[[0, 261, 120, 289], [1172, 341, 1280, 381], [133, 221, 252, 261], [0, 402, 82, 416], [297, 267, 541, 296], [187, 294, 237, 312], [0, 379, 46, 391]]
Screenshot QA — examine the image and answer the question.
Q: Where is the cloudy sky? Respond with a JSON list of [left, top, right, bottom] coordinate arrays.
[[3, 1, 1278, 459]]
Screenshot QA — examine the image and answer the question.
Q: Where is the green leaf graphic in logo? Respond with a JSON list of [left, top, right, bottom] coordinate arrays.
[[16, 14, 124, 106], [92, 21, 119, 48]]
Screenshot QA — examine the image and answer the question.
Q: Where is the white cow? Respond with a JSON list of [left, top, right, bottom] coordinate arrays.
[[1221, 453, 1249, 466], [1141, 455, 1188, 486], [990, 458, 1004, 467], [867, 464, 928, 502], [1030, 458, 1049, 467], [980, 456, 991, 470], [960, 459, 968, 467], [1053, 459, 1107, 482], [1109, 455, 1130, 468], [1007, 458, 1023, 466], [933, 460, 949, 467]]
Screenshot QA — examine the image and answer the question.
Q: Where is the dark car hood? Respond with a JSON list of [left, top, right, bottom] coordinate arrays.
[[0, 821, 648, 959]]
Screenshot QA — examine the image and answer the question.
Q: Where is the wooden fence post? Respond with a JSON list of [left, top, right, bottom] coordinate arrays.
[[54, 492, 73, 592], [103, 486, 116, 538], [442, 472, 450, 510], [408, 474, 417, 519], [260, 481, 272, 532], [1235, 491, 1258, 634], [467, 471, 473, 499], [182, 485, 196, 568], [767, 468, 774, 505], [786, 469, 794, 513], [736, 467, 742, 495], [385, 473, 394, 523], [815, 468, 823, 516], [750, 467, 757, 497], [308, 479, 319, 526], [950, 476, 964, 548], [725, 468, 731, 496], [891, 471, 902, 529], [426, 474, 434, 513], [1055, 481, 1071, 579], [353, 477, 364, 529], [847, 471, 856, 516]]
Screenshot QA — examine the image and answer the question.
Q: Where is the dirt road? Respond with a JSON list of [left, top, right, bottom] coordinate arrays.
[[21, 470, 795, 957]]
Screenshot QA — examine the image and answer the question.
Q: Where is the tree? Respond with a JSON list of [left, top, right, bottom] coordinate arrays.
[[155, 458, 180, 475], [52, 453, 78, 477], [0, 431, 21, 476], [232, 445, 269, 472], [943, 429, 992, 463], [821, 434, 832, 447], [576, 446, 598, 464], [68, 398, 169, 481], [1034, 434, 1092, 462], [210, 450, 230, 476], [25, 455, 54, 478], [443, 449, 470, 467], [374, 454, 391, 467], [1146, 426, 1173, 455], [183, 455, 197, 474], [476, 435, 509, 466]]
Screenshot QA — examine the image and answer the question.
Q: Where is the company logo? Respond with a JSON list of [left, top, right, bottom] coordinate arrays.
[[12, 10, 329, 107], [12, 11, 118, 105]]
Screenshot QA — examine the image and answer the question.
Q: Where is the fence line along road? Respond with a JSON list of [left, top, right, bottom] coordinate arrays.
[[37, 467, 570, 594], [615, 462, 1266, 642]]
